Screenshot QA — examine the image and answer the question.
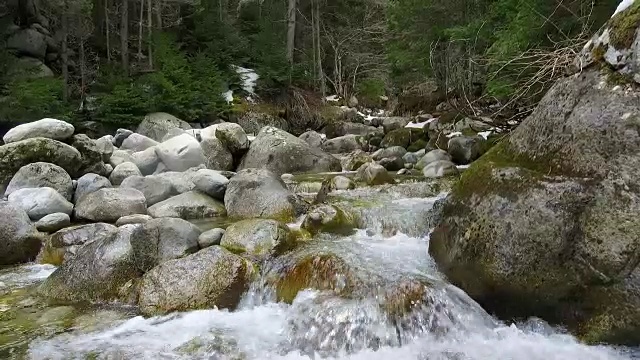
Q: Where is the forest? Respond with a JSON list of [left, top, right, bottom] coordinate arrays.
[[0, 0, 622, 133]]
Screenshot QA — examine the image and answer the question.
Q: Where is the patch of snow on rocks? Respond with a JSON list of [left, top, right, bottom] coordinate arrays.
[[446, 131, 462, 138], [222, 90, 234, 103], [613, 0, 635, 17], [325, 95, 340, 102], [233, 65, 259, 96], [405, 118, 436, 129], [478, 131, 492, 140]]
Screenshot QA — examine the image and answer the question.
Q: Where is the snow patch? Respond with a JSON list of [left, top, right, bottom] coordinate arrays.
[[613, 0, 635, 17], [446, 132, 462, 138], [232, 65, 260, 96], [222, 90, 234, 103], [405, 118, 436, 129], [325, 95, 341, 102], [478, 131, 492, 140]]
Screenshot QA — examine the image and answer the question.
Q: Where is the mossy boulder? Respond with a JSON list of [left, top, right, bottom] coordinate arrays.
[[137, 246, 255, 315], [429, 69, 640, 345], [380, 128, 426, 149], [220, 219, 295, 257], [301, 204, 357, 236], [0, 137, 81, 191]]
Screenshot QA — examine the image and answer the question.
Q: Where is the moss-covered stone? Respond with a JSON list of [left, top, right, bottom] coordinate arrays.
[[381, 128, 426, 148], [609, 1, 640, 49], [406, 138, 428, 152], [301, 204, 357, 236], [220, 219, 296, 257]]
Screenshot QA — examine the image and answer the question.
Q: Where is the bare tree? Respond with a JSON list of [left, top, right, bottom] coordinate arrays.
[[121, 0, 129, 73], [286, 0, 297, 65]]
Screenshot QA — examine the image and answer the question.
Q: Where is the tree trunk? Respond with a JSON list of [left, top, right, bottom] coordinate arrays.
[[138, 0, 145, 60], [314, 0, 325, 97], [155, 0, 162, 29], [285, 0, 296, 65], [80, 39, 86, 100], [121, 0, 129, 73], [147, 0, 153, 68], [106, 0, 111, 62], [61, 0, 69, 102]]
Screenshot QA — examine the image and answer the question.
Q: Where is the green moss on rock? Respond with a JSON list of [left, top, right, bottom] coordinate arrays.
[[381, 128, 426, 148], [609, 1, 640, 49]]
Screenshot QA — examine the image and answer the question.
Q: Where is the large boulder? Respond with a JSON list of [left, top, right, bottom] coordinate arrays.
[[113, 129, 133, 147], [8, 187, 74, 220], [75, 188, 147, 222], [148, 191, 226, 219], [0, 202, 42, 265], [220, 219, 294, 257], [224, 168, 307, 221], [120, 175, 175, 206], [381, 117, 411, 133], [415, 149, 451, 170], [6, 28, 47, 59], [238, 127, 341, 175], [447, 135, 487, 165], [299, 130, 325, 148], [136, 112, 192, 142], [71, 134, 108, 175], [201, 137, 234, 171], [109, 149, 134, 168], [381, 128, 426, 149], [137, 246, 255, 315], [301, 204, 357, 235], [4, 162, 73, 201], [120, 133, 159, 152], [36, 213, 71, 233], [322, 122, 382, 138], [215, 122, 250, 155], [192, 169, 228, 201], [235, 111, 289, 135], [155, 134, 206, 172], [422, 160, 459, 178], [74, 173, 111, 203], [3, 118, 74, 144], [38, 224, 141, 303], [0, 138, 81, 190], [40, 223, 119, 266], [153, 168, 201, 194], [94, 135, 114, 163], [130, 147, 160, 176], [355, 163, 394, 186], [372, 146, 407, 161], [429, 68, 640, 344], [109, 162, 142, 185], [341, 150, 372, 171], [321, 135, 365, 154], [130, 218, 201, 272]]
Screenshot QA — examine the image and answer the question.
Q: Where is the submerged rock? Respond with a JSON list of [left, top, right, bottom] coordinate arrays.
[[137, 246, 255, 315], [220, 219, 294, 257]]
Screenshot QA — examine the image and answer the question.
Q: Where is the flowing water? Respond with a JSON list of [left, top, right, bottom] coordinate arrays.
[[1, 180, 638, 360]]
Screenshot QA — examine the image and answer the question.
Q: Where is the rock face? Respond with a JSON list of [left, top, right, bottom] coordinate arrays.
[[422, 160, 459, 178], [7, 28, 47, 59], [148, 191, 226, 219], [137, 246, 255, 315], [201, 137, 234, 171], [429, 69, 640, 344], [155, 134, 206, 172], [321, 135, 364, 154], [109, 162, 142, 185], [447, 136, 487, 165], [220, 219, 294, 257], [8, 187, 74, 220], [0, 202, 42, 265], [3, 119, 74, 144], [4, 162, 73, 201], [0, 138, 81, 190], [120, 175, 175, 206], [215, 122, 250, 155], [75, 188, 147, 222], [38, 224, 141, 303], [74, 173, 111, 202], [130, 218, 201, 271], [239, 127, 341, 175], [224, 168, 306, 221], [136, 112, 192, 142]]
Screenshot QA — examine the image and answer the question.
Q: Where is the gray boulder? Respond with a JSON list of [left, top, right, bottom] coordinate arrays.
[[153, 167, 202, 194], [130, 218, 201, 271], [321, 135, 364, 154], [331, 175, 355, 190], [239, 127, 341, 175], [0, 138, 81, 191], [378, 157, 405, 171], [94, 135, 114, 163], [4, 162, 73, 201], [155, 134, 206, 172], [215, 122, 250, 155], [447, 135, 487, 165], [201, 137, 234, 171], [71, 134, 107, 175], [198, 228, 225, 248], [3, 118, 74, 144], [148, 191, 226, 219], [40, 222, 119, 266], [6, 28, 47, 59], [38, 224, 141, 303], [120, 133, 159, 152], [355, 163, 394, 186], [415, 149, 452, 170], [8, 187, 74, 220], [422, 160, 459, 178], [130, 147, 160, 176], [0, 202, 42, 265], [74, 173, 111, 203], [299, 130, 325, 148], [224, 168, 307, 221], [115, 214, 153, 226], [382, 117, 411, 133], [221, 219, 294, 257], [120, 175, 175, 206], [113, 129, 133, 147], [109, 149, 134, 168], [136, 112, 192, 142], [192, 169, 229, 201], [137, 246, 255, 315], [236, 111, 289, 135], [372, 146, 407, 161], [75, 188, 147, 222], [109, 162, 142, 185], [402, 152, 420, 165], [36, 213, 71, 233]]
